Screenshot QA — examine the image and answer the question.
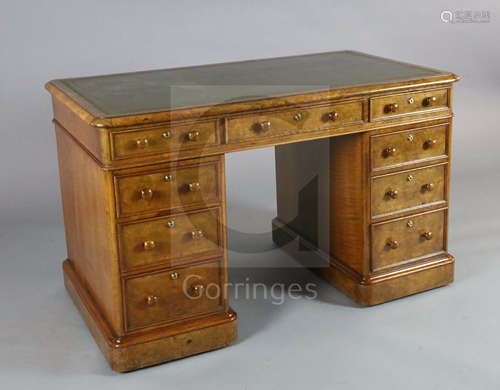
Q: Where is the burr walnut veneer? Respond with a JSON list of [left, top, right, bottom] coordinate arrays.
[[46, 51, 459, 372]]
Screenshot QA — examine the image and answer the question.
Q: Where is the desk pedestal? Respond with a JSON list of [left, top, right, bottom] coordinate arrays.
[[274, 127, 454, 305]]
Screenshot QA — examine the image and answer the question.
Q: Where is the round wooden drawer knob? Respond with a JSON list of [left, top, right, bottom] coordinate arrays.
[[190, 284, 205, 298], [424, 139, 437, 149], [188, 182, 201, 192], [256, 120, 272, 131], [146, 295, 159, 306], [140, 188, 154, 201], [423, 96, 437, 106], [386, 239, 399, 249], [422, 183, 434, 192], [136, 138, 149, 148], [328, 111, 339, 121], [383, 146, 397, 157], [191, 229, 204, 240], [143, 240, 156, 250], [386, 189, 399, 199], [421, 231, 433, 240], [187, 130, 200, 141], [384, 103, 399, 113]]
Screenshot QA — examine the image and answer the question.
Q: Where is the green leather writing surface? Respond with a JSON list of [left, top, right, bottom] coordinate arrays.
[[58, 51, 450, 117]]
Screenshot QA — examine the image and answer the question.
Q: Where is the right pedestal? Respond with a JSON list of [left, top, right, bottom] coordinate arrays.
[[274, 120, 454, 306]]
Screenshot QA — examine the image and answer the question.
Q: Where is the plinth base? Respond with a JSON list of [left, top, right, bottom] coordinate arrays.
[[63, 260, 237, 372], [272, 218, 454, 306]]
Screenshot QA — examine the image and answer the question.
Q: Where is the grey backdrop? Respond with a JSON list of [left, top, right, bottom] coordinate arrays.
[[1, 1, 499, 389]]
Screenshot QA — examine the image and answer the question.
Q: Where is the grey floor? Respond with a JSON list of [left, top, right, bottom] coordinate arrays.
[[1, 161, 499, 389]]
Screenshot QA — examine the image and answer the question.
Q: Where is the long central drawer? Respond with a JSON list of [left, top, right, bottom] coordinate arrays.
[[227, 101, 363, 143]]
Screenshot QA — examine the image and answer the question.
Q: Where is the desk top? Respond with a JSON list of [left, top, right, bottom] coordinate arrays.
[[47, 51, 456, 122]]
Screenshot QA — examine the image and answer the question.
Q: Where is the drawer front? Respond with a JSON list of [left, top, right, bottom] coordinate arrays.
[[371, 164, 446, 217], [119, 208, 222, 271], [227, 101, 363, 143], [371, 209, 446, 271], [370, 89, 449, 121], [371, 125, 448, 170], [115, 161, 221, 217], [124, 260, 224, 330], [112, 120, 218, 159]]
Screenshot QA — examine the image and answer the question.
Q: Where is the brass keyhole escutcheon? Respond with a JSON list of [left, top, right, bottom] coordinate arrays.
[[407, 220, 414, 228], [408, 97, 415, 104], [170, 272, 179, 280], [407, 175, 414, 182], [293, 113, 302, 121], [407, 134, 414, 142]]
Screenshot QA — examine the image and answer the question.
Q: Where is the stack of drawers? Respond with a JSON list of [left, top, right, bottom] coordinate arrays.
[[368, 102, 450, 274], [113, 155, 228, 333]]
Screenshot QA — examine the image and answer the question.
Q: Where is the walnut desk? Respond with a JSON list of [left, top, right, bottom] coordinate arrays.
[[46, 51, 459, 372]]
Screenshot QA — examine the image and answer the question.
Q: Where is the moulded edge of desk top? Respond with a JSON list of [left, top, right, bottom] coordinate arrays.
[[45, 73, 460, 130]]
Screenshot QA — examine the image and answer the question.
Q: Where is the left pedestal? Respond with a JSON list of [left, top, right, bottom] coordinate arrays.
[[54, 118, 235, 372]]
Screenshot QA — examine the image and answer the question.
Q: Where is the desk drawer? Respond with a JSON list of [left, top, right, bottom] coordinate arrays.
[[370, 89, 449, 121], [118, 208, 222, 271], [371, 209, 446, 271], [115, 161, 221, 217], [371, 164, 446, 218], [124, 260, 224, 330], [111, 120, 218, 159], [371, 124, 448, 170], [227, 101, 363, 143]]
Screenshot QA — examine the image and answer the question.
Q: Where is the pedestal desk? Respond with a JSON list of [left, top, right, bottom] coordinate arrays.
[[46, 51, 459, 372]]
